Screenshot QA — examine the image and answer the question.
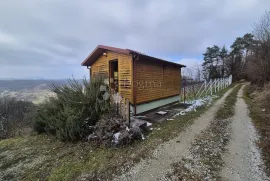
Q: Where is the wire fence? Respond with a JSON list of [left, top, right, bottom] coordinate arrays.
[[180, 75, 233, 103]]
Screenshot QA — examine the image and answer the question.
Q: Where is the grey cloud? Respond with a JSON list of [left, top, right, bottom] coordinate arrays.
[[0, 0, 270, 78]]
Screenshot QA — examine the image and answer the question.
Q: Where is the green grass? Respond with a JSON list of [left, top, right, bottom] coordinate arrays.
[[215, 84, 241, 120], [0, 85, 235, 181]]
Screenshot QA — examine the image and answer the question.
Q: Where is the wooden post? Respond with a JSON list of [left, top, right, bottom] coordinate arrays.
[[183, 79, 186, 103], [126, 99, 130, 128], [220, 78, 222, 90], [217, 79, 220, 92], [221, 78, 223, 90], [116, 103, 119, 115], [210, 79, 213, 95], [221, 78, 223, 89], [180, 88, 182, 102], [214, 79, 217, 93], [193, 83, 195, 101], [184, 86, 186, 103]]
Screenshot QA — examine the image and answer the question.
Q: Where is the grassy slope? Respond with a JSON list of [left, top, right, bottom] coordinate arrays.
[[0, 85, 234, 181], [243, 85, 270, 177]]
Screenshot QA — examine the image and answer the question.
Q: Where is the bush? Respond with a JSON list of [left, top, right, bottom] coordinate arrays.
[[33, 77, 111, 141], [0, 96, 35, 139]]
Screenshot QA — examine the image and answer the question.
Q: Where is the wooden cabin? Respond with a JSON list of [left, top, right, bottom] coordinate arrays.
[[81, 45, 185, 114]]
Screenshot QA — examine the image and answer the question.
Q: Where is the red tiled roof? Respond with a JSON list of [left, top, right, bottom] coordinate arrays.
[[81, 45, 186, 67]]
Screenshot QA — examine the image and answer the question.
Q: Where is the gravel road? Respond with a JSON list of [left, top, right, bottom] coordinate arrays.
[[113, 87, 234, 181], [221, 85, 269, 181]]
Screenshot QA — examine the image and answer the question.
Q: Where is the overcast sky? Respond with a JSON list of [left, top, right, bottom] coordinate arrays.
[[0, 0, 269, 79]]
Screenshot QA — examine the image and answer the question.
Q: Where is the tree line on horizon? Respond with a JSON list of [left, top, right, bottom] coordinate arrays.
[[201, 11, 270, 85]]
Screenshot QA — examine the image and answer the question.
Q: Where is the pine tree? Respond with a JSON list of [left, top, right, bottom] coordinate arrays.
[[202, 45, 221, 80], [230, 33, 255, 80], [220, 45, 228, 78], [33, 77, 111, 141]]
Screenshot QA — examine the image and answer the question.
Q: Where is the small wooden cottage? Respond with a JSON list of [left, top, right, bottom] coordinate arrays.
[[82, 45, 185, 114]]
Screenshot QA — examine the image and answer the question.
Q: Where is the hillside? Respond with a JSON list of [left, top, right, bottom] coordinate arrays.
[[0, 80, 67, 104]]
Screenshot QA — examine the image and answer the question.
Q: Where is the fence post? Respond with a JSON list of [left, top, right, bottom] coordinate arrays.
[[214, 79, 217, 93], [180, 88, 182, 102], [216, 79, 218, 92], [184, 85, 186, 103], [210, 79, 213, 95], [192, 84, 196, 100], [221, 78, 223, 90], [220, 78, 222, 90], [116, 103, 119, 115], [217, 78, 219, 92], [126, 99, 130, 128]]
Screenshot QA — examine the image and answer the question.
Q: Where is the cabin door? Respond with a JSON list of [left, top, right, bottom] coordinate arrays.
[[109, 60, 119, 93]]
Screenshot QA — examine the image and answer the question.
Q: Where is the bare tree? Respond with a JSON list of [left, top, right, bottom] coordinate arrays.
[[193, 63, 203, 81], [248, 11, 270, 84], [0, 96, 34, 139], [182, 63, 204, 82], [182, 67, 194, 80]]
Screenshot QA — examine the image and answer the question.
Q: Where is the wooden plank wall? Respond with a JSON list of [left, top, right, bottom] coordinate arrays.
[[91, 51, 133, 103], [118, 56, 133, 103], [135, 57, 181, 104]]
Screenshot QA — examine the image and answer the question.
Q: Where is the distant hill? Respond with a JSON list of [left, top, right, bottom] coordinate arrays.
[[0, 77, 46, 80], [0, 79, 68, 91]]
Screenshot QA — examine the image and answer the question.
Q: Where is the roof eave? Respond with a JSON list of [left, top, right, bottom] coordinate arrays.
[[82, 45, 186, 68], [131, 53, 186, 68], [81, 45, 130, 66], [81, 46, 100, 66]]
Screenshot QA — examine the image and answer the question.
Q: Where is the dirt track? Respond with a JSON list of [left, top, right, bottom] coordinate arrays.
[[113, 87, 234, 181], [114, 85, 269, 181], [221, 85, 269, 181]]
